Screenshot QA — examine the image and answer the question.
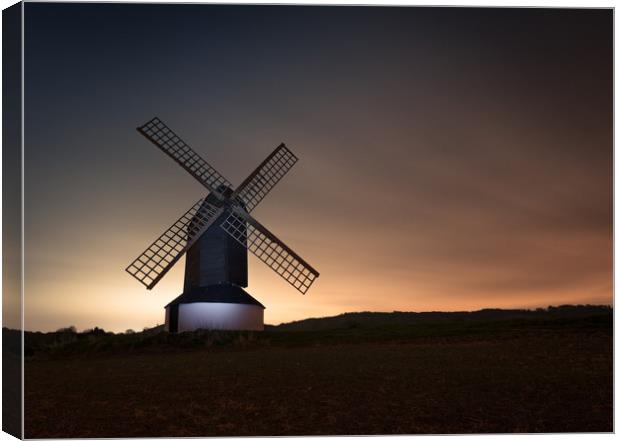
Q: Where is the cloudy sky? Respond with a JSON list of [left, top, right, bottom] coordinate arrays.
[[19, 4, 611, 332]]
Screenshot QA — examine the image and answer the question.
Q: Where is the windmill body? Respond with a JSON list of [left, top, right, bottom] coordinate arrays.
[[126, 118, 319, 333], [165, 189, 263, 332], [183, 190, 248, 291]]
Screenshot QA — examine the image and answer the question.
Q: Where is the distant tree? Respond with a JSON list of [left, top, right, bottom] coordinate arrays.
[[56, 326, 77, 333], [82, 326, 106, 336], [125, 329, 135, 334]]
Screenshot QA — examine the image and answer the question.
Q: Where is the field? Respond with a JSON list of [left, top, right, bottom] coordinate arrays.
[[23, 310, 612, 437]]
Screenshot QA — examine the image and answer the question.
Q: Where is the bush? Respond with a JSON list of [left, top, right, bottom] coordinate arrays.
[[56, 326, 77, 333]]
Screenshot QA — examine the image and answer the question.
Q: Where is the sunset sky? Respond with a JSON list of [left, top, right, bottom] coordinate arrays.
[[19, 4, 612, 332]]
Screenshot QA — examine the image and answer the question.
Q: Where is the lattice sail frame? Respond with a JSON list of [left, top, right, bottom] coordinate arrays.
[[128, 117, 319, 293], [137, 118, 232, 198], [221, 210, 319, 294], [126, 199, 222, 289], [233, 144, 298, 213]]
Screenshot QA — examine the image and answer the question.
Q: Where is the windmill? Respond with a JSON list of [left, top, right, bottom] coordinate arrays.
[[125, 117, 319, 332]]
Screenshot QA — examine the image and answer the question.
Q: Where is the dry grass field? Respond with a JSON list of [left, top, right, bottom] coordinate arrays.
[[23, 313, 612, 437]]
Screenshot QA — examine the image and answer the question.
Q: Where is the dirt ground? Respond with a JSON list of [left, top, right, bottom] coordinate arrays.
[[24, 328, 612, 437]]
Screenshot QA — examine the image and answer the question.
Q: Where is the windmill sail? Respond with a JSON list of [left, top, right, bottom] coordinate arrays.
[[220, 208, 319, 294], [232, 143, 298, 212], [126, 199, 223, 289], [137, 117, 232, 199], [128, 118, 319, 298]]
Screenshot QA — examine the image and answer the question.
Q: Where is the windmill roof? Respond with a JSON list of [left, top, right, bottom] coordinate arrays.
[[164, 284, 265, 309]]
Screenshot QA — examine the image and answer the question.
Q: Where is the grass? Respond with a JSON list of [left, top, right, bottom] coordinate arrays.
[[23, 312, 612, 437]]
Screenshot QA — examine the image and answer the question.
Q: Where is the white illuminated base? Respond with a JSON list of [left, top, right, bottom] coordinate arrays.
[[166, 302, 264, 332]]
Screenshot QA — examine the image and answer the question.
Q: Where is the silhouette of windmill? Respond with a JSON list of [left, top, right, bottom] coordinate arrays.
[[126, 118, 319, 332]]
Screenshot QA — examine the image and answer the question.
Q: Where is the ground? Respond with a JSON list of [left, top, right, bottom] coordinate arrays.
[[23, 315, 612, 437]]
